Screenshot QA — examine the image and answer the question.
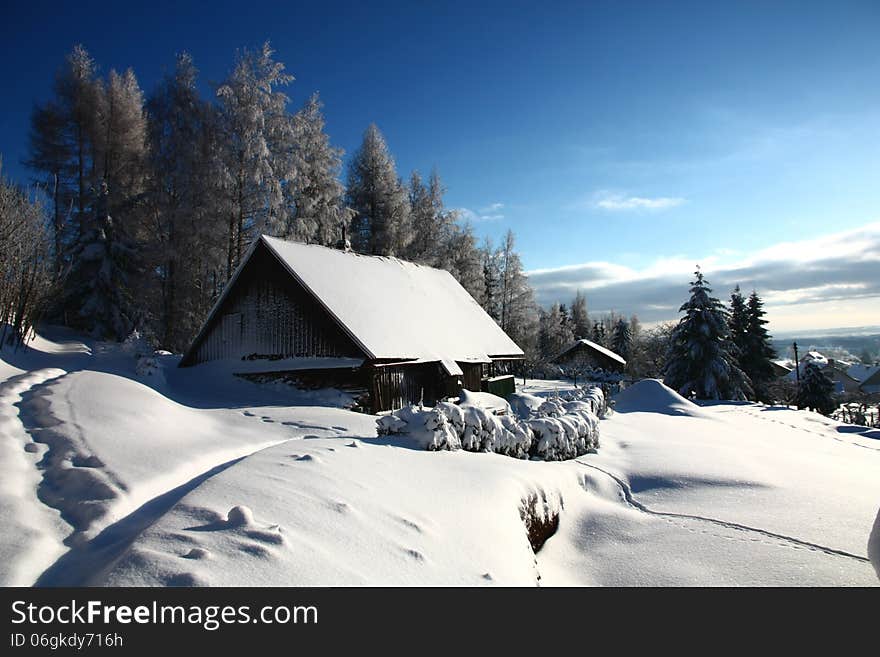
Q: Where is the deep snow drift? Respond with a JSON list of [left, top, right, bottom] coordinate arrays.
[[1, 329, 878, 586]]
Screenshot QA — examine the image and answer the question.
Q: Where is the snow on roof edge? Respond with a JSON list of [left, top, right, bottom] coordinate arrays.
[[555, 339, 627, 366]]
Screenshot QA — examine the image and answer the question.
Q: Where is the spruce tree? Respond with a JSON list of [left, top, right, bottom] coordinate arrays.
[[728, 285, 748, 360], [796, 362, 835, 415], [742, 291, 777, 402], [663, 268, 751, 400]]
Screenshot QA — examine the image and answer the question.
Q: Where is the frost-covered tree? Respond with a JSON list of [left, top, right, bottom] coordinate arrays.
[[625, 315, 645, 377], [571, 290, 589, 339], [663, 268, 751, 400], [479, 237, 502, 321], [0, 160, 54, 346], [439, 221, 485, 302], [285, 93, 346, 245], [346, 123, 411, 256], [539, 302, 573, 360], [497, 230, 537, 351], [796, 362, 835, 415], [640, 321, 675, 378], [742, 291, 777, 402], [62, 61, 148, 339], [611, 317, 632, 361], [406, 168, 459, 266], [93, 68, 148, 215], [216, 41, 297, 278], [407, 170, 432, 261], [26, 45, 101, 273]]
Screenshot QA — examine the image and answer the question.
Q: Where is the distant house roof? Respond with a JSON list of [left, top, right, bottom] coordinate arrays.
[[848, 363, 880, 383], [552, 339, 627, 367], [771, 361, 792, 377], [186, 235, 523, 366]]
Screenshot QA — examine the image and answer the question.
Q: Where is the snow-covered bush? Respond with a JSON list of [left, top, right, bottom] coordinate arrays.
[[376, 405, 460, 451], [376, 385, 602, 461]]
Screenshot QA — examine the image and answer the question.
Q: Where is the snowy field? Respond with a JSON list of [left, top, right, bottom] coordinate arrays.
[[1, 328, 878, 586]]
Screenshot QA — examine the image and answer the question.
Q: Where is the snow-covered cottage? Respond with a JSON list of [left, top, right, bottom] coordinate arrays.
[[551, 339, 626, 374], [180, 235, 524, 412]]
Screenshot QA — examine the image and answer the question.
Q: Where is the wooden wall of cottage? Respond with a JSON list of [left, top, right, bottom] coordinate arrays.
[[186, 243, 365, 365]]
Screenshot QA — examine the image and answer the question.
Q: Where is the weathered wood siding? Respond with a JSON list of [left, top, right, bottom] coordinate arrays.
[[459, 362, 482, 392], [189, 242, 365, 365]]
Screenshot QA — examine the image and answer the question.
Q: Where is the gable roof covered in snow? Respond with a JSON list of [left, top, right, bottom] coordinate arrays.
[[183, 235, 523, 367], [552, 339, 627, 368]]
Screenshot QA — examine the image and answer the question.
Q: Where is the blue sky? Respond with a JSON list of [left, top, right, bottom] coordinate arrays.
[[2, 0, 879, 330]]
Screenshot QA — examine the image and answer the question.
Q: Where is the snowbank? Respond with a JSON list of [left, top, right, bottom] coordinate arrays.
[[613, 379, 707, 417]]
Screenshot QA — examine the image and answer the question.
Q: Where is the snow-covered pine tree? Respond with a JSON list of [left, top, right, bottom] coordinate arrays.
[[346, 123, 411, 257], [728, 284, 748, 363], [742, 290, 777, 403], [66, 181, 137, 338], [663, 268, 752, 400], [571, 290, 589, 339], [286, 93, 346, 246], [611, 317, 632, 361], [796, 362, 835, 415], [216, 41, 297, 278]]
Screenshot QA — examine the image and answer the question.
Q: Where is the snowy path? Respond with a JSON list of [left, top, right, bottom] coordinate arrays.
[[0, 368, 71, 585]]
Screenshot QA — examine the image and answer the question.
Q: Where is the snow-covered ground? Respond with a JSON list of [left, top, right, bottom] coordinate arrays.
[[1, 329, 878, 586]]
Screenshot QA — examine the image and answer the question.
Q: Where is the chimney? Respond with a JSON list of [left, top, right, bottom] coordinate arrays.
[[336, 222, 351, 252]]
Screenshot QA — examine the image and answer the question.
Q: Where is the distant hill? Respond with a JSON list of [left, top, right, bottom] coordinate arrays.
[[771, 328, 880, 364]]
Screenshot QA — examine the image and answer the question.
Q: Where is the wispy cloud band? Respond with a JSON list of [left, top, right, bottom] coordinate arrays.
[[527, 222, 880, 330], [595, 194, 686, 211]]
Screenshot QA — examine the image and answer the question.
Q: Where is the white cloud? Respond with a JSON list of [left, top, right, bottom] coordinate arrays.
[[456, 202, 505, 222], [595, 194, 687, 211], [526, 222, 880, 331]]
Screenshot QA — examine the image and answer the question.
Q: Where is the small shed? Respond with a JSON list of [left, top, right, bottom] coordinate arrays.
[[180, 235, 524, 412], [551, 339, 627, 373]]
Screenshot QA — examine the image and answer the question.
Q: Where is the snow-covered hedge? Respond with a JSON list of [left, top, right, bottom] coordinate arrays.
[[376, 386, 603, 461]]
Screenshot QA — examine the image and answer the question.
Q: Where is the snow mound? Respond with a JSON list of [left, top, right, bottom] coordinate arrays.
[[458, 389, 511, 415], [613, 379, 705, 417], [226, 505, 254, 527]]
